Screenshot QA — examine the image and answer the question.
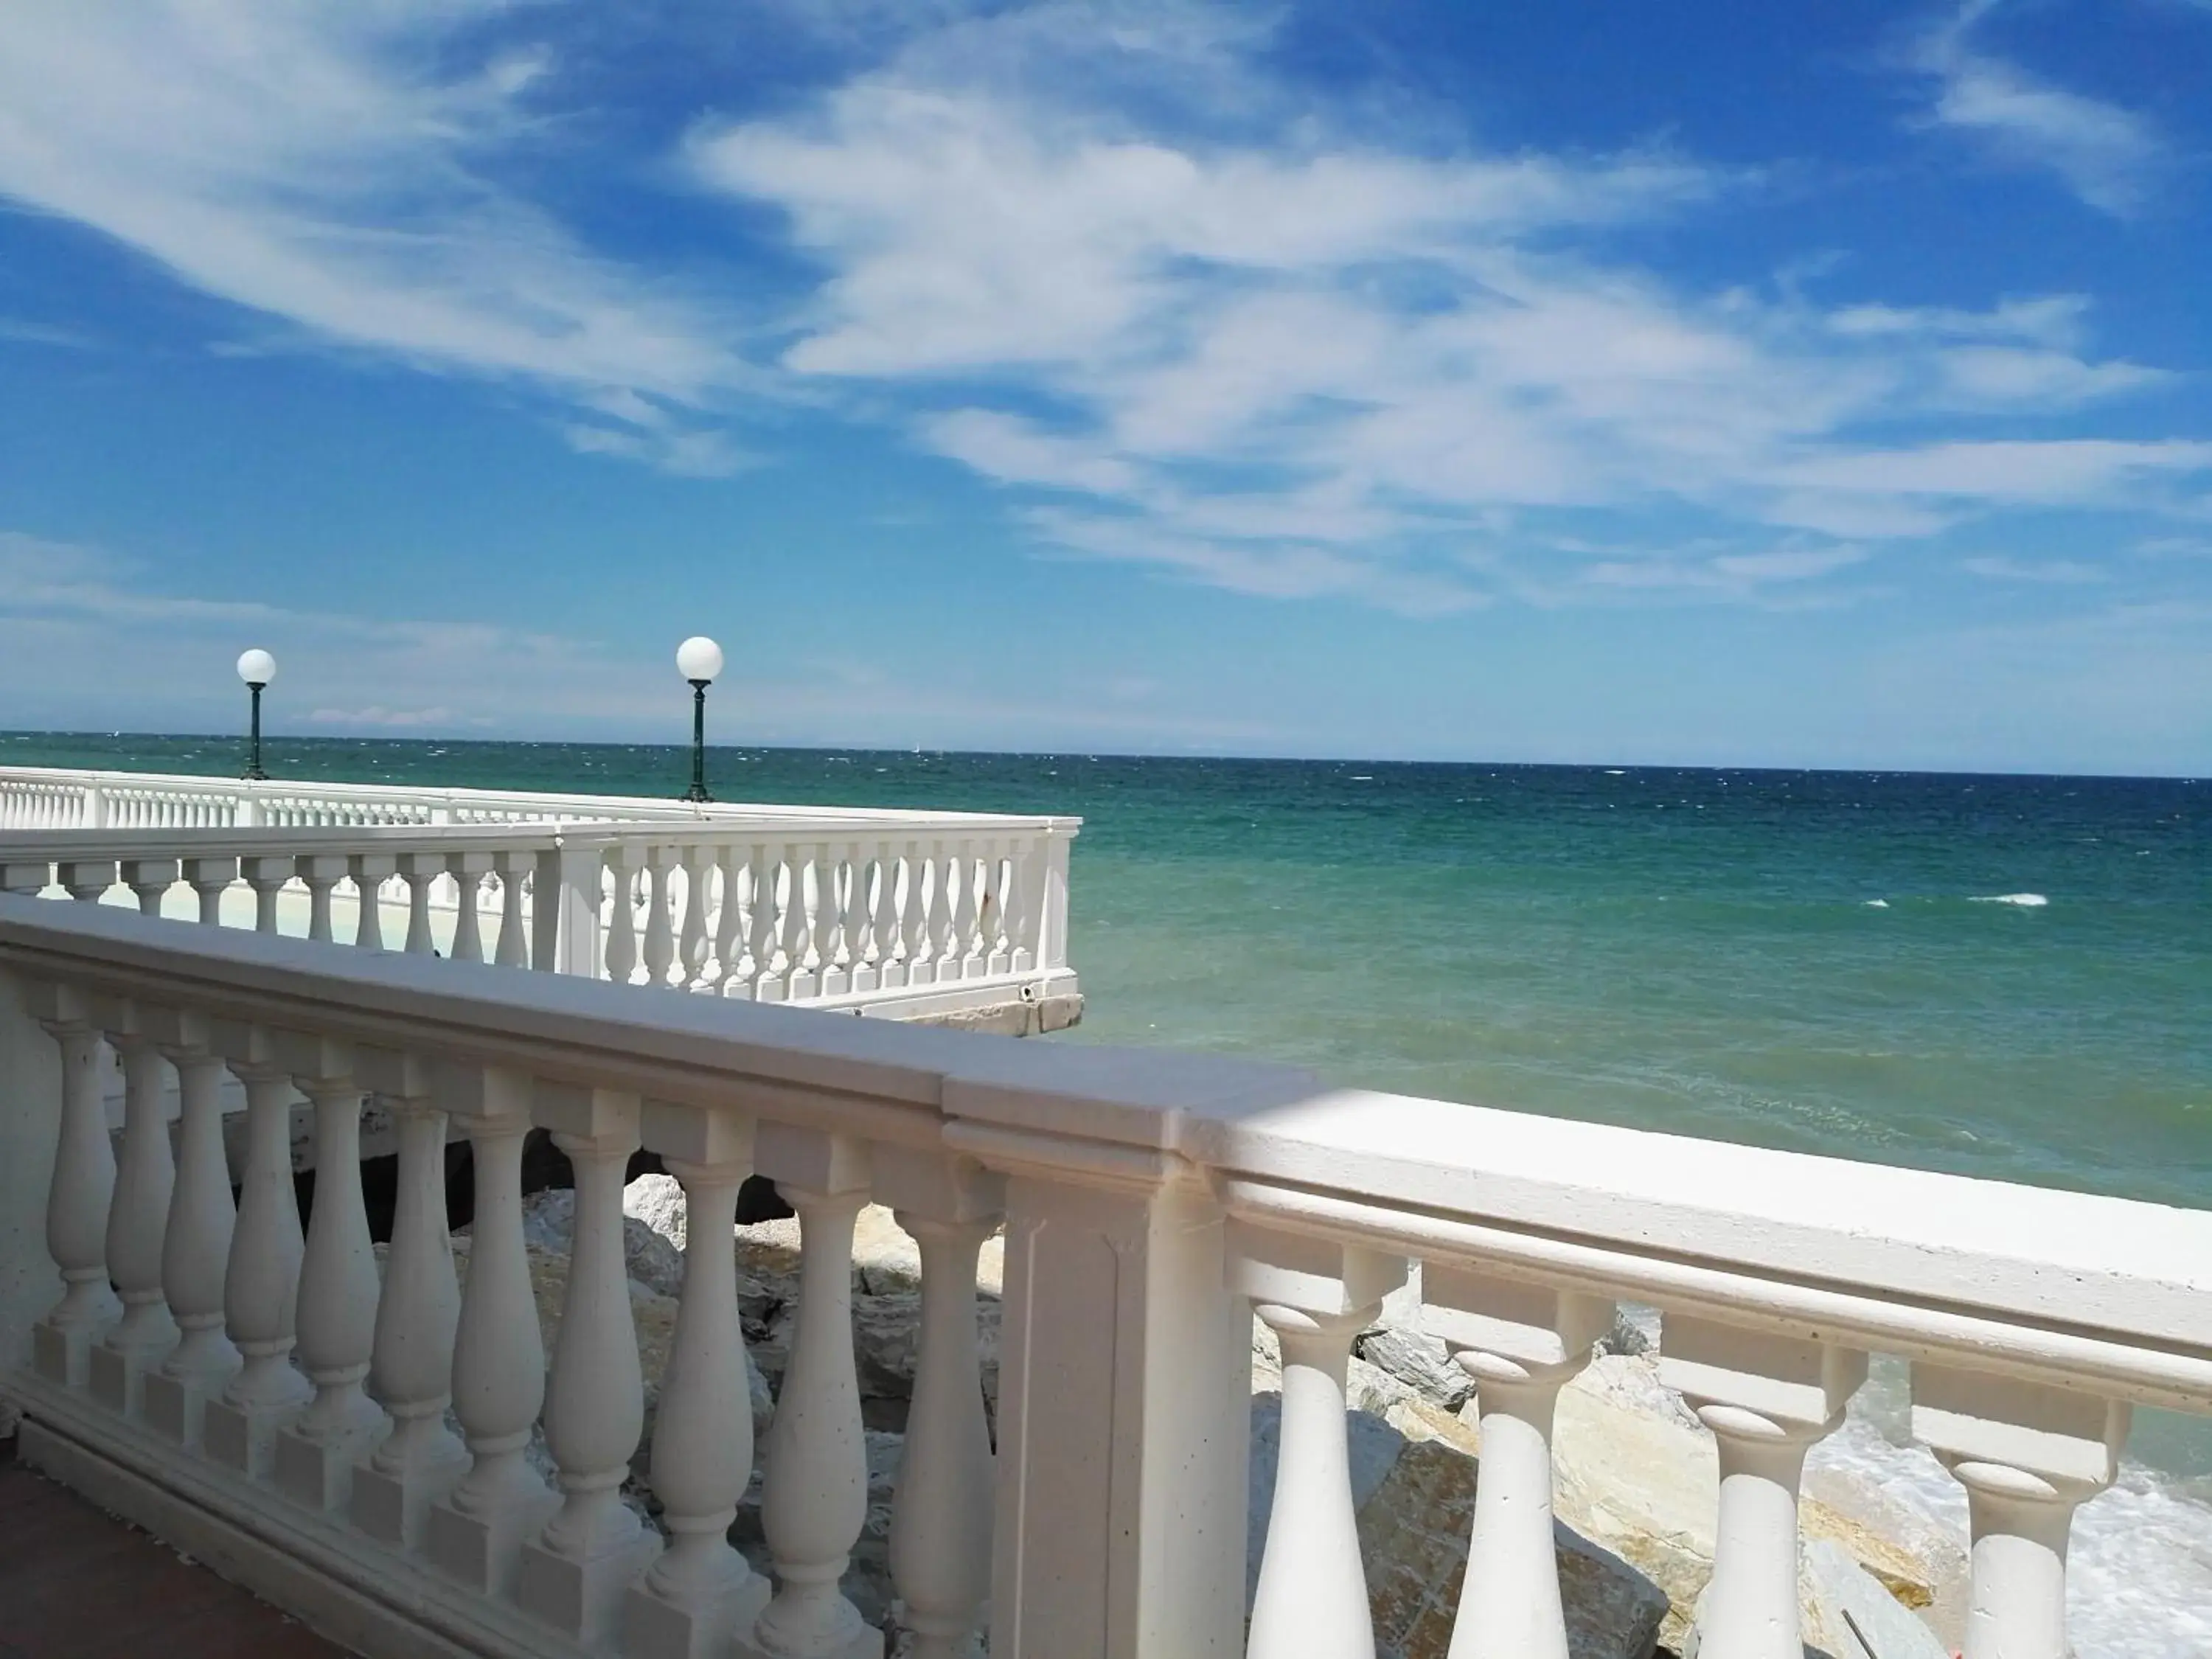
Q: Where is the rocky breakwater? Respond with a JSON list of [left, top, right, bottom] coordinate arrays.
[[498, 1180, 1959, 1659]]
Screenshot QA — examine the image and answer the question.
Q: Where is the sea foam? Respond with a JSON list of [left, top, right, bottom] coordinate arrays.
[[1969, 891, 2049, 907]]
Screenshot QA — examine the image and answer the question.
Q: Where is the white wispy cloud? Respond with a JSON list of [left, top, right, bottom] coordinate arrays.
[[1961, 554, 2107, 583], [0, 2, 748, 470], [685, 6, 2202, 605], [1909, 1, 2164, 215]]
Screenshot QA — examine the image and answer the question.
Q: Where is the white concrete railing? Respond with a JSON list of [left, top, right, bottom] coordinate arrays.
[[0, 762, 1046, 832], [1, 897, 2206, 1659], [0, 815, 1077, 1026]]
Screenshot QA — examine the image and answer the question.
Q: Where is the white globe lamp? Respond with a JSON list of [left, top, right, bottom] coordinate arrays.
[[677, 636, 723, 801], [236, 648, 276, 779]]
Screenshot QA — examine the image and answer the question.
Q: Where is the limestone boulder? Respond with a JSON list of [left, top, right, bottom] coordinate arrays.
[[516, 1186, 687, 1299], [1356, 1325, 1475, 1413]]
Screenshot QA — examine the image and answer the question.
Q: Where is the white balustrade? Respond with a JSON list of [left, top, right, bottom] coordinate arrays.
[[88, 1007, 178, 1416], [1423, 1271, 1613, 1659], [518, 1085, 658, 1646], [626, 1105, 773, 1658], [880, 1150, 1004, 1659], [1234, 1225, 1407, 1659], [741, 1127, 880, 1659], [352, 1050, 467, 1547], [203, 1034, 314, 1477], [273, 1036, 387, 1510], [142, 1012, 241, 1447], [3, 889, 2196, 1659], [428, 1063, 559, 1598]]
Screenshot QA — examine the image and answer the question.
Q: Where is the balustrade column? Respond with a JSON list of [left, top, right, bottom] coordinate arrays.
[[451, 853, 492, 963], [246, 855, 294, 933], [184, 855, 238, 925], [143, 1023, 241, 1447], [738, 1127, 879, 1659], [402, 852, 443, 954], [1423, 1270, 1614, 1659], [303, 855, 349, 941], [519, 1085, 656, 1646], [627, 1107, 771, 1659], [678, 844, 714, 988], [353, 1051, 468, 1546], [274, 1040, 388, 1510], [708, 845, 745, 993], [428, 1065, 557, 1597], [886, 846, 921, 987], [60, 858, 116, 903], [880, 1150, 1005, 1659], [90, 1017, 178, 1416], [605, 845, 643, 984], [1660, 1319, 1866, 1659], [122, 857, 178, 917], [30, 988, 116, 1386], [642, 845, 679, 987], [742, 852, 780, 999], [493, 849, 534, 967], [352, 854, 395, 951], [771, 844, 809, 1001], [1912, 1366, 2128, 1659], [1231, 1225, 1408, 1659], [204, 1038, 313, 1476]]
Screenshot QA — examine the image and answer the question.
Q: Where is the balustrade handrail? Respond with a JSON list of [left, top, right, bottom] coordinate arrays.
[[0, 763, 1082, 835]]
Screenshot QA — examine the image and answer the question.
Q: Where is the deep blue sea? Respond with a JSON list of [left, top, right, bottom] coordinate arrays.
[[9, 732, 2212, 1634]]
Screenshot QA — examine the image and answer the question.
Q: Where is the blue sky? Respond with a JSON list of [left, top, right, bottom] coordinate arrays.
[[1, 1, 2208, 772]]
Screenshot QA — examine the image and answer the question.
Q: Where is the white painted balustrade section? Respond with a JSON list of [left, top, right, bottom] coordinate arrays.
[[1, 897, 2208, 1659], [0, 814, 1077, 1026], [0, 763, 1062, 833]]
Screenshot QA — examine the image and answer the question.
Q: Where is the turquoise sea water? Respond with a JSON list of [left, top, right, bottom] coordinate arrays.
[[8, 734, 2211, 1515]]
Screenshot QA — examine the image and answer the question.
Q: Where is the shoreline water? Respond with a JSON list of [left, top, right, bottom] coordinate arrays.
[[5, 731, 2209, 1650]]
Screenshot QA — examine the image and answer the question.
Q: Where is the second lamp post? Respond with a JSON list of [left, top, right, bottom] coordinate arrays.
[[676, 636, 723, 802]]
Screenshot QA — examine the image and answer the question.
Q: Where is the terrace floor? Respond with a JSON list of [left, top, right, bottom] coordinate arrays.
[[0, 1436, 354, 1659]]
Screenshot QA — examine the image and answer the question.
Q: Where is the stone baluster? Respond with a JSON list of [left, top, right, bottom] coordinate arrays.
[[772, 845, 809, 1001], [29, 985, 116, 1386], [907, 851, 941, 986], [744, 851, 781, 999], [184, 855, 238, 925], [451, 852, 493, 963], [302, 854, 351, 942], [122, 856, 178, 917], [1660, 1319, 1867, 1659], [518, 1085, 657, 1646], [273, 1035, 388, 1510], [850, 849, 886, 993], [401, 851, 444, 954], [605, 844, 643, 984], [89, 1008, 179, 1416], [493, 849, 535, 967], [60, 858, 116, 902], [625, 1105, 771, 1658], [678, 843, 714, 988], [958, 842, 987, 978], [876, 858, 911, 987], [352, 853, 395, 951], [1423, 1270, 1613, 1659], [937, 845, 970, 981], [983, 848, 1012, 975], [352, 1049, 468, 1546], [708, 844, 745, 993], [737, 1127, 880, 1659], [819, 852, 854, 997], [642, 844, 680, 987], [1232, 1225, 1408, 1659], [246, 855, 294, 933], [1912, 1368, 2128, 1659], [203, 1029, 313, 1477], [428, 1064, 557, 1597], [142, 1013, 241, 1447], [880, 1151, 1004, 1659], [786, 846, 825, 1001]]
